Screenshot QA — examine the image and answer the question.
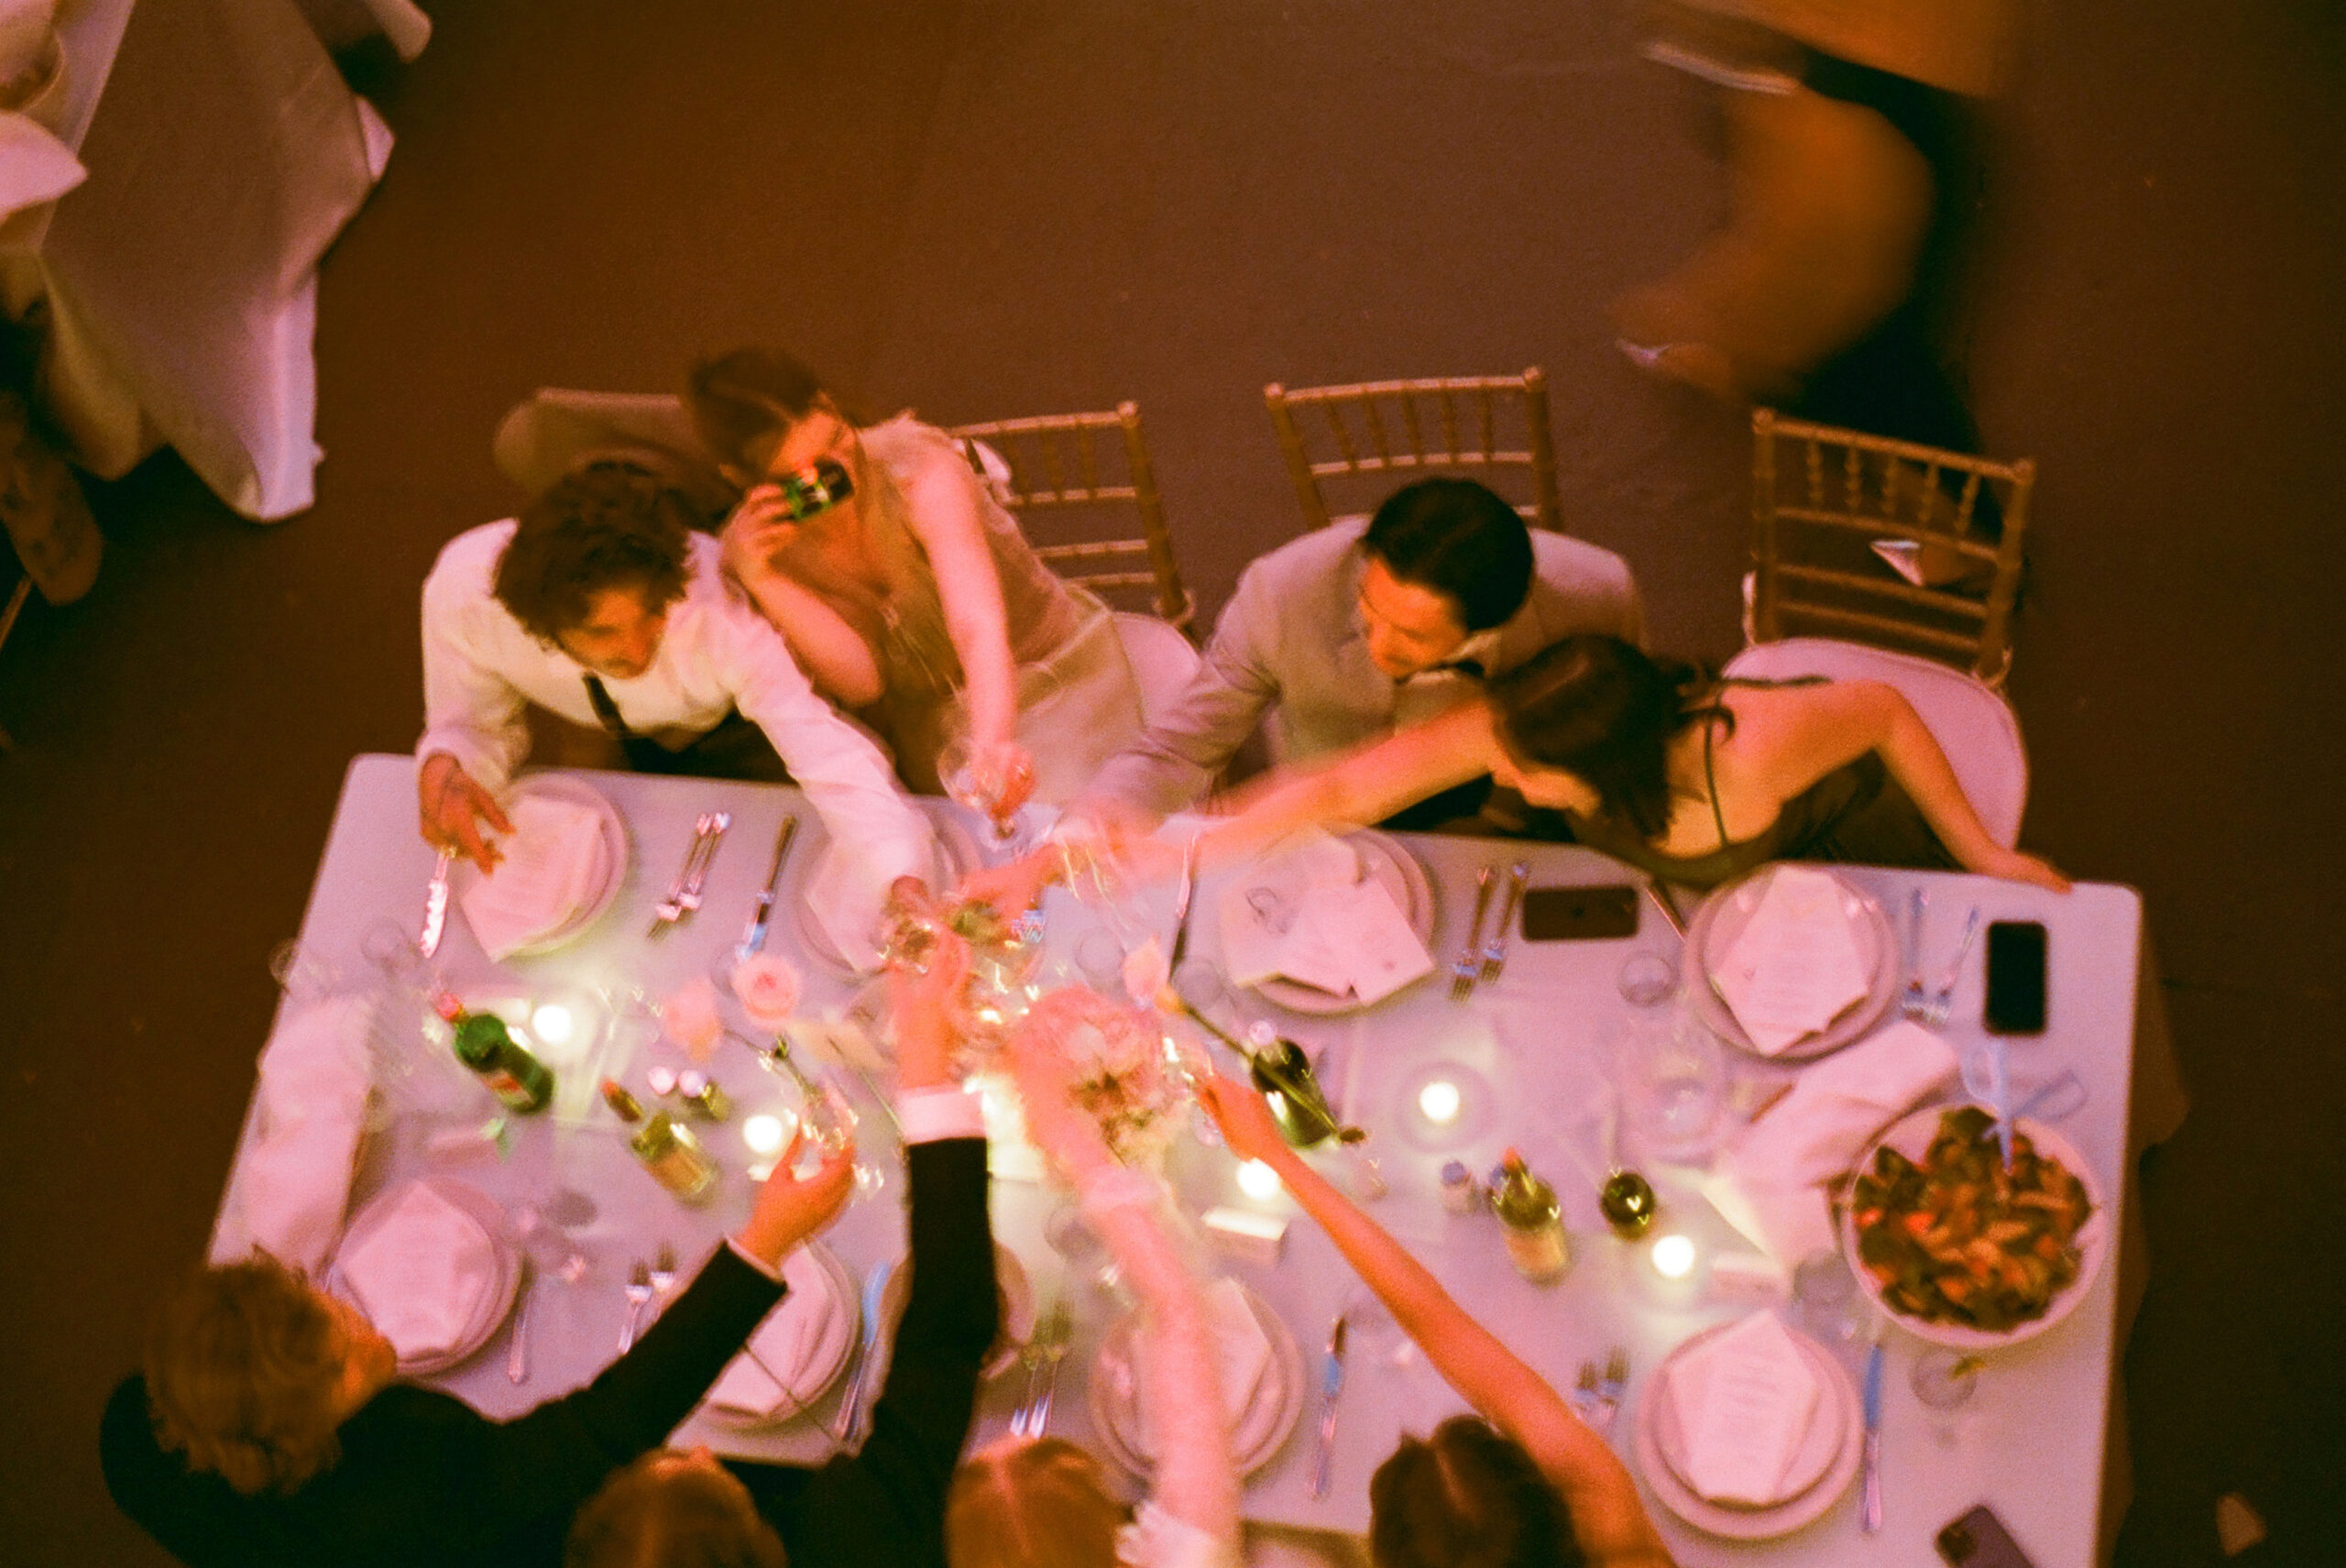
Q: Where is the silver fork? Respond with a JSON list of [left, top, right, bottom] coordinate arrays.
[[1015, 1303, 1073, 1435], [1572, 1359, 1599, 1422], [1481, 861, 1529, 983], [673, 812, 730, 920], [650, 815, 717, 935], [1898, 889, 1931, 1020], [1591, 1346, 1628, 1435], [1452, 866, 1497, 1001], [1921, 906, 1982, 1027], [617, 1259, 653, 1353], [647, 1242, 678, 1323]]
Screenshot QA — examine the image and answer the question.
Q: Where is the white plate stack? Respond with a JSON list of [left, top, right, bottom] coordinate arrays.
[[1088, 1278, 1305, 1477], [703, 1244, 861, 1425], [329, 1179, 521, 1376]]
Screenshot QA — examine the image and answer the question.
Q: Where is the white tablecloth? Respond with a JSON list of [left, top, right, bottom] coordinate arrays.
[[224, 754, 2183, 1567]]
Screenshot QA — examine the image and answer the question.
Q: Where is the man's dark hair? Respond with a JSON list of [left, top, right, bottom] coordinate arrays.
[[1361, 477, 1536, 633], [494, 460, 699, 643], [1368, 1416, 1584, 1568]]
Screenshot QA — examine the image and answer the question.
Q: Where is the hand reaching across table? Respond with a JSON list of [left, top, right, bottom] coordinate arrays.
[[417, 751, 513, 873]]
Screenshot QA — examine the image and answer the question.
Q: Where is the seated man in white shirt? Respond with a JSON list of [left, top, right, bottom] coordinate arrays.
[[416, 460, 934, 919], [1068, 477, 1643, 837]]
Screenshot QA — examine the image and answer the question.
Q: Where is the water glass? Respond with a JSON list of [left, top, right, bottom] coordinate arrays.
[[1792, 1252, 1865, 1345], [1612, 1005, 1725, 1163]]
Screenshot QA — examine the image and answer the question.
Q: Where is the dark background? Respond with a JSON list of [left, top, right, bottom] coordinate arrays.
[[2, 3, 2341, 1563]]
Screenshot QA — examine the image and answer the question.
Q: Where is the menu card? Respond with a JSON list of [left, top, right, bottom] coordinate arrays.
[[1219, 831, 1433, 1003], [1667, 1311, 1822, 1506], [1710, 866, 1872, 1054]]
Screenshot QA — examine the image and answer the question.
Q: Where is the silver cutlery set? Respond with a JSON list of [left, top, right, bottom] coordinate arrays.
[[1009, 1302, 1074, 1438], [649, 812, 732, 936], [1570, 1345, 1629, 1436], [1450, 861, 1529, 1000]]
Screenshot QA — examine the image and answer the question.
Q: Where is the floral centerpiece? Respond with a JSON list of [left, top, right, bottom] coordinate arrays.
[[1010, 986, 1189, 1169]]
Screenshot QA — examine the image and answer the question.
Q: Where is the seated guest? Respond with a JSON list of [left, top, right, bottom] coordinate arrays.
[[945, 986, 1243, 1568], [100, 1135, 859, 1567], [1066, 476, 1642, 837], [417, 459, 935, 936], [563, 933, 998, 1568], [1196, 1072, 1677, 1568], [977, 633, 2063, 909], [686, 346, 1145, 816]]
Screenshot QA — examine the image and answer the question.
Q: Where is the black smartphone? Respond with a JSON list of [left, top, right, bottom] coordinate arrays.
[[1519, 884, 1639, 941], [1983, 920, 2048, 1035], [1937, 1504, 2040, 1568]]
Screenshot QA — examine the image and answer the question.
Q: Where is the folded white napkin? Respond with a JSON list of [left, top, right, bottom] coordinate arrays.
[[0, 113, 83, 222], [1134, 1277, 1273, 1458], [1705, 1020, 1957, 1260], [1219, 832, 1431, 1002], [461, 794, 607, 959], [1666, 1312, 1823, 1506], [1710, 866, 1873, 1054], [339, 1183, 497, 1361], [214, 994, 378, 1275], [707, 1249, 839, 1417]]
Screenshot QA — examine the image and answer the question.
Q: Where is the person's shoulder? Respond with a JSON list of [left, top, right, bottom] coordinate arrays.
[[100, 1375, 158, 1463], [1526, 529, 1633, 592], [1236, 523, 1357, 598], [422, 521, 520, 619], [860, 413, 962, 475]]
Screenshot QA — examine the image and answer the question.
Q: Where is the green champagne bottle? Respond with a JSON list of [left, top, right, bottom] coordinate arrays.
[[1494, 1148, 1570, 1282], [436, 997, 554, 1113]]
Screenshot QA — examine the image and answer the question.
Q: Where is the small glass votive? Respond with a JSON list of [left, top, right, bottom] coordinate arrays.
[[1617, 952, 1677, 1008]]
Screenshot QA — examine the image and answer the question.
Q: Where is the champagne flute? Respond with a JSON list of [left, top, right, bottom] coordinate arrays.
[[937, 731, 1026, 850]]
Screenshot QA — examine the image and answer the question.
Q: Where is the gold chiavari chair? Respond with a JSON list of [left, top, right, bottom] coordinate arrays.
[[1262, 369, 1564, 533]]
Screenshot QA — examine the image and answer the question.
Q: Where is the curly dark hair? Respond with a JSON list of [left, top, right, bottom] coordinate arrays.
[[143, 1252, 346, 1497], [1488, 634, 1720, 839], [492, 460, 698, 644], [1369, 1416, 1584, 1568]]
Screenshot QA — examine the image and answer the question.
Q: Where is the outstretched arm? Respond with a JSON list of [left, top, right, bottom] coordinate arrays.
[[1198, 1076, 1673, 1567]]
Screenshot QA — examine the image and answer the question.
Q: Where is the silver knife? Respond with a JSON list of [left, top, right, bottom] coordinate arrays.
[[419, 848, 454, 959], [1168, 830, 1201, 972], [1859, 1337, 1886, 1533], [738, 816, 799, 961], [1481, 861, 1529, 982], [830, 1260, 893, 1442], [505, 1260, 532, 1385], [1310, 1313, 1349, 1498]]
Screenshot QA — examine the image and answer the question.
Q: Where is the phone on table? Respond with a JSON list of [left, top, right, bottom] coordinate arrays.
[[1983, 920, 2048, 1035], [1519, 884, 1639, 941], [1937, 1504, 2040, 1568]]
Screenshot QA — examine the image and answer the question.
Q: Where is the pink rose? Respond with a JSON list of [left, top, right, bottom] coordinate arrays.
[[732, 952, 804, 1033], [660, 977, 723, 1062]]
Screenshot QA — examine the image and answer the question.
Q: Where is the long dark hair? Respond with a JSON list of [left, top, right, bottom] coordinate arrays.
[[685, 346, 861, 473], [1489, 634, 1719, 839], [1368, 1416, 1584, 1568]]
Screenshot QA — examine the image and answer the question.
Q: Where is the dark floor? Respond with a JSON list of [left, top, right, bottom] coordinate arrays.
[[3, 3, 2341, 1564]]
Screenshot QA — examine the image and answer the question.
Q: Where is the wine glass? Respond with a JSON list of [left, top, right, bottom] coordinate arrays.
[[937, 731, 1027, 850]]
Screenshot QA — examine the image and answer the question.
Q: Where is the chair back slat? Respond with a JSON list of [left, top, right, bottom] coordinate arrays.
[[1262, 369, 1568, 532], [1749, 408, 2034, 685], [948, 401, 1194, 635]]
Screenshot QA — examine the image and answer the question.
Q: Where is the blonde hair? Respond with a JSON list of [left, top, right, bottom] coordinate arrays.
[[947, 1438, 1126, 1568], [143, 1253, 346, 1496]]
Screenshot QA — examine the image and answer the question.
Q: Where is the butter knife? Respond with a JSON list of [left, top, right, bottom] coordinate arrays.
[[830, 1260, 892, 1442], [505, 1260, 532, 1385], [1859, 1338, 1886, 1533], [419, 848, 454, 959], [1310, 1313, 1348, 1498], [738, 816, 799, 961]]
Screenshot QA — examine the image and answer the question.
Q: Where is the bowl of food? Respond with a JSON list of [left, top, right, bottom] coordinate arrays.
[[1841, 1103, 2106, 1350]]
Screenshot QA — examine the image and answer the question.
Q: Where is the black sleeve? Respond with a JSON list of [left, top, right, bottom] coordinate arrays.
[[747, 1136, 994, 1568]]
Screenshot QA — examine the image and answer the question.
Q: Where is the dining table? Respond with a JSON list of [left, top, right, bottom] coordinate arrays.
[[214, 752, 2187, 1567]]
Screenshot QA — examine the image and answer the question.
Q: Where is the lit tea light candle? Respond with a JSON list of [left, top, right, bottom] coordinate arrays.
[[1650, 1232, 1697, 1280], [531, 1003, 575, 1044], [743, 1113, 787, 1157], [1417, 1078, 1464, 1125], [1237, 1159, 1283, 1201]]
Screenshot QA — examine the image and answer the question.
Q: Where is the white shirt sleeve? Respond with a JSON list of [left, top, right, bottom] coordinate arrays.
[[699, 581, 936, 890], [417, 527, 532, 791], [894, 1086, 986, 1143]]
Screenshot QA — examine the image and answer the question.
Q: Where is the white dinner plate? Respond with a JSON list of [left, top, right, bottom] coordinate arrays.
[[1087, 1281, 1306, 1479], [700, 1241, 860, 1428], [448, 774, 630, 959], [327, 1177, 521, 1377], [1239, 829, 1437, 1016], [1684, 864, 1897, 1061], [1841, 1104, 2109, 1351], [1632, 1321, 1862, 1540], [792, 801, 985, 974]]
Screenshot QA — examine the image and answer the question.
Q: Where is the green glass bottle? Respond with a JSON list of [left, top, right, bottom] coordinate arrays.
[[600, 1080, 718, 1202], [436, 997, 554, 1113]]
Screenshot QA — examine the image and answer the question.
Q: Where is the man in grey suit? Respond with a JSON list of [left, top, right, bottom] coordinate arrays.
[[1069, 477, 1643, 830]]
